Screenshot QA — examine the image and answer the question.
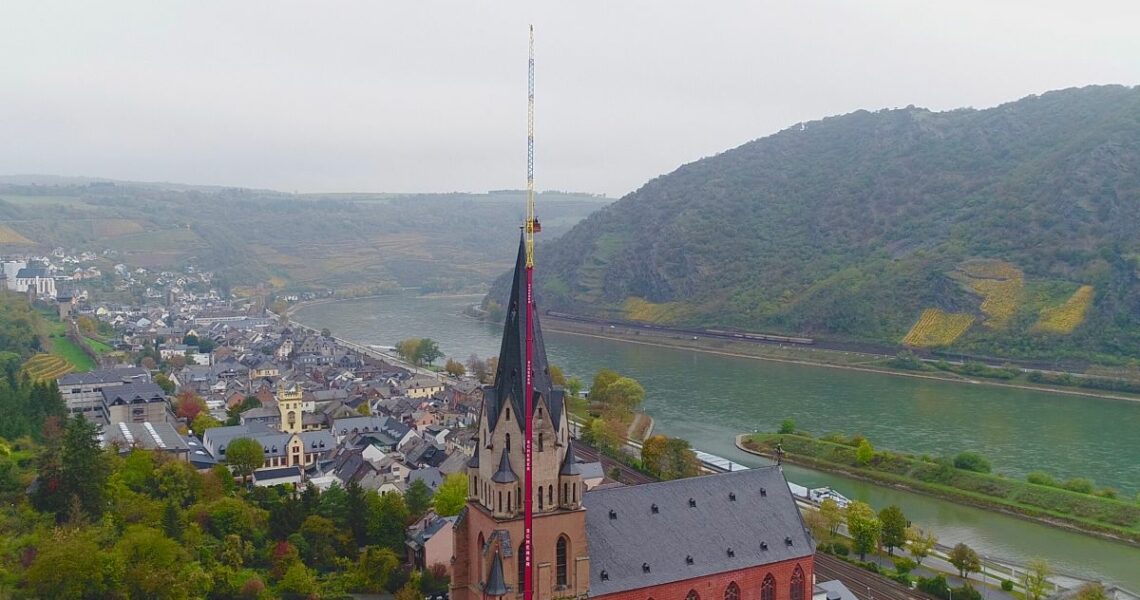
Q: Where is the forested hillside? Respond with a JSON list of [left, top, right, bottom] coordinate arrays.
[[0, 182, 608, 294], [496, 85, 1140, 362]]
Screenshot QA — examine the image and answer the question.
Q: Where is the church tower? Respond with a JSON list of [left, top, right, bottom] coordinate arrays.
[[452, 236, 588, 600], [277, 383, 304, 435]]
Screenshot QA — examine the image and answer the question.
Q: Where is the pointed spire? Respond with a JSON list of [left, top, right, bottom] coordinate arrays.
[[467, 443, 480, 468], [485, 233, 564, 433], [560, 437, 581, 476], [484, 550, 509, 596], [492, 447, 518, 484]]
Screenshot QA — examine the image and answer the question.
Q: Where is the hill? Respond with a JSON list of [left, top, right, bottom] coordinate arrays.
[[493, 85, 1140, 362], [0, 182, 608, 294]]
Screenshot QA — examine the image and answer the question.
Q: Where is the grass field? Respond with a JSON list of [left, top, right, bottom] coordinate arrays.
[[49, 337, 96, 372], [84, 337, 113, 353]]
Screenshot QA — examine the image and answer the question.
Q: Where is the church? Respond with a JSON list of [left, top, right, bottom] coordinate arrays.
[[451, 236, 815, 600]]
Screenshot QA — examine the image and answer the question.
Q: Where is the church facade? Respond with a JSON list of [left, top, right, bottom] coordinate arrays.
[[452, 236, 813, 600]]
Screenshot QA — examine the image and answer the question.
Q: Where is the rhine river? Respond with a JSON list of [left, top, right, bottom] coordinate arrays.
[[296, 294, 1140, 588]]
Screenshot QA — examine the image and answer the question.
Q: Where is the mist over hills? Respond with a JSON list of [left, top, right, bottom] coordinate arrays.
[[493, 85, 1140, 361], [0, 180, 608, 294]]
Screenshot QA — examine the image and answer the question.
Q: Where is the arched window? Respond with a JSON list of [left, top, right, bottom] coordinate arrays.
[[518, 543, 526, 589], [538, 487, 544, 510], [761, 574, 776, 600], [791, 566, 806, 600], [538, 432, 544, 452], [506, 433, 511, 451], [686, 590, 700, 600], [506, 407, 510, 420], [725, 582, 740, 600], [556, 535, 569, 586], [548, 485, 553, 506], [477, 533, 485, 580]]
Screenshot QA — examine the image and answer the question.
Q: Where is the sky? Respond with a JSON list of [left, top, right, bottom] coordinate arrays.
[[2, 1, 1138, 198]]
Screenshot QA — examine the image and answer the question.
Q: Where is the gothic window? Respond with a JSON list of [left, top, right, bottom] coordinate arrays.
[[478, 533, 485, 580], [556, 535, 569, 586], [506, 433, 511, 451], [548, 485, 553, 506], [761, 574, 776, 600], [518, 543, 526, 588], [725, 582, 740, 600], [791, 566, 806, 600], [538, 488, 544, 510], [538, 432, 544, 451], [498, 491, 502, 513], [563, 482, 568, 504], [686, 590, 700, 600], [506, 407, 510, 420], [507, 491, 512, 512]]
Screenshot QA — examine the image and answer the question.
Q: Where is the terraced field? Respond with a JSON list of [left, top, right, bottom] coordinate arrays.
[[0, 224, 34, 245], [1034, 285, 1095, 334], [959, 260, 1024, 329], [22, 354, 73, 381], [901, 308, 976, 347], [623, 297, 691, 323]]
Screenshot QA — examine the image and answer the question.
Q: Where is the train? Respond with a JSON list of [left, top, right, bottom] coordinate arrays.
[[544, 311, 814, 345]]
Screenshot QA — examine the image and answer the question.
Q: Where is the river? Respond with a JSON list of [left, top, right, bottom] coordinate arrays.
[[295, 294, 1140, 588]]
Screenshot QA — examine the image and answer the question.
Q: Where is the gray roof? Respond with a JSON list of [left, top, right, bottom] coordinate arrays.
[[583, 466, 812, 596], [15, 267, 48, 278], [815, 580, 858, 600], [333, 415, 409, 440], [58, 367, 148, 386], [253, 466, 303, 483], [104, 422, 189, 452], [491, 448, 517, 483], [408, 466, 443, 490], [101, 382, 166, 406], [202, 422, 334, 459]]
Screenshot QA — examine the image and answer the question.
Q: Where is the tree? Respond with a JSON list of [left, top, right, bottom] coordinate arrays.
[[466, 354, 488, 382], [906, 526, 937, 566], [803, 508, 829, 542], [1076, 583, 1108, 600], [604, 377, 645, 412], [368, 491, 410, 552], [444, 358, 466, 377], [819, 498, 844, 537], [878, 505, 908, 555], [24, 531, 120, 600], [548, 364, 566, 386], [855, 439, 875, 465], [406, 478, 433, 519], [300, 514, 354, 569], [948, 542, 981, 578], [954, 451, 992, 473], [46, 416, 111, 522], [352, 546, 401, 593], [567, 377, 583, 399], [278, 563, 319, 600], [175, 390, 206, 421], [415, 338, 443, 365], [433, 472, 468, 517], [395, 338, 422, 364], [154, 373, 176, 394], [116, 525, 208, 600], [590, 369, 620, 402], [779, 418, 796, 434], [395, 573, 423, 600], [225, 437, 264, 484], [1023, 558, 1052, 600], [320, 328, 332, 338], [191, 412, 223, 434], [845, 501, 881, 560]]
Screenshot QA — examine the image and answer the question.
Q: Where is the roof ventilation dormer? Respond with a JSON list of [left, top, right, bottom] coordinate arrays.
[[760, 541, 768, 551], [727, 548, 735, 557], [688, 498, 696, 508], [729, 492, 736, 501], [685, 555, 694, 565], [785, 536, 794, 546], [600, 570, 609, 581], [608, 509, 617, 520], [760, 487, 767, 497], [642, 563, 651, 574], [650, 503, 659, 514]]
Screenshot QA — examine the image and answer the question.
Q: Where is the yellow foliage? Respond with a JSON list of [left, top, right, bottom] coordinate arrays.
[[1034, 285, 1094, 334], [22, 354, 73, 381], [902, 309, 976, 347], [0, 224, 34, 245], [623, 297, 691, 324], [959, 261, 1023, 329], [93, 219, 144, 238]]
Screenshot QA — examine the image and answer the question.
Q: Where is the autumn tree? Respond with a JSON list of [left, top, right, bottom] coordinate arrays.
[[948, 542, 981, 578], [548, 364, 566, 386], [466, 354, 488, 382], [906, 526, 937, 566], [641, 435, 699, 480], [567, 377, 583, 399], [175, 390, 207, 421], [845, 501, 881, 560], [590, 369, 620, 402], [605, 377, 645, 412], [1023, 558, 1052, 600], [154, 373, 176, 394], [878, 505, 908, 555], [433, 472, 468, 517], [819, 498, 844, 537], [225, 437, 264, 484], [445, 359, 466, 377]]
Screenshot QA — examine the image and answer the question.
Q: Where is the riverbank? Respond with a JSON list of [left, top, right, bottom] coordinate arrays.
[[542, 316, 1140, 405], [736, 433, 1140, 548]]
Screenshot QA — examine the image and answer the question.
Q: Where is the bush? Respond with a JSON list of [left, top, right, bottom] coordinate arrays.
[[1027, 471, 1057, 486], [816, 542, 832, 554], [831, 542, 849, 557], [918, 575, 950, 600], [891, 572, 913, 587], [860, 561, 881, 574], [893, 557, 917, 575], [953, 585, 982, 600], [1002, 580, 1015, 592], [1062, 478, 1094, 494], [779, 419, 796, 434], [953, 451, 992, 473]]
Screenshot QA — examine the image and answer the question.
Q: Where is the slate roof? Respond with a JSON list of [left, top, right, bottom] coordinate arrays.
[[491, 448, 517, 483], [483, 234, 565, 434], [583, 466, 813, 596], [15, 267, 48, 279], [104, 422, 189, 452], [408, 466, 443, 490], [253, 466, 303, 483], [58, 367, 148, 386], [101, 382, 166, 406]]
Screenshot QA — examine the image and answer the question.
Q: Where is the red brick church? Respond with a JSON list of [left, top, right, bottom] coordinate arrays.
[[452, 236, 814, 600]]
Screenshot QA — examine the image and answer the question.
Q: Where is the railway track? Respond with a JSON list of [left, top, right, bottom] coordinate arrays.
[[572, 442, 657, 486], [814, 554, 936, 600]]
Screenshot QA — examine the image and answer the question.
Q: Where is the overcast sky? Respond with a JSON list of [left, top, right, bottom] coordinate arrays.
[[2, 1, 1138, 197]]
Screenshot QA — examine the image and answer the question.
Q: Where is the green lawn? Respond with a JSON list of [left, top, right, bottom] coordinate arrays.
[[84, 337, 113, 353], [50, 337, 96, 372]]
